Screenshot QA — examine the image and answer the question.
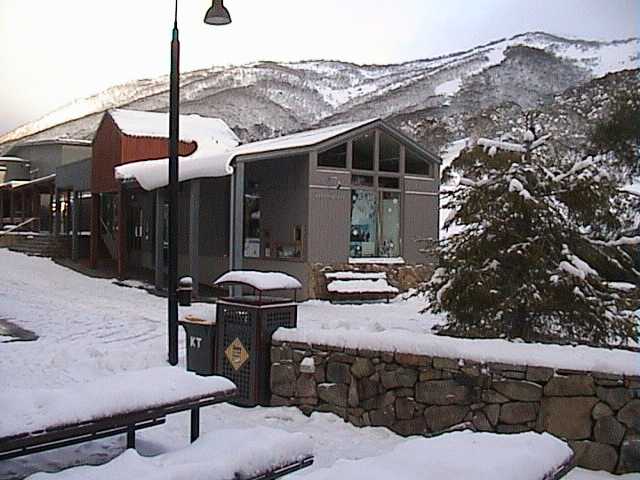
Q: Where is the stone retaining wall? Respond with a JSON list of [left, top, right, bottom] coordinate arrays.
[[270, 340, 640, 473]]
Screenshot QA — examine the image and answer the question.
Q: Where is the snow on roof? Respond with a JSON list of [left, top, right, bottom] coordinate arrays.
[[0, 180, 29, 189], [14, 138, 91, 148], [12, 174, 56, 189], [214, 270, 302, 291], [327, 279, 399, 294], [227, 118, 378, 158], [112, 109, 240, 191], [115, 118, 377, 191], [0, 156, 29, 163], [109, 109, 239, 145]]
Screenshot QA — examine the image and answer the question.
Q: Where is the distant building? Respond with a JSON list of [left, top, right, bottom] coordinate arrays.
[[0, 139, 91, 233]]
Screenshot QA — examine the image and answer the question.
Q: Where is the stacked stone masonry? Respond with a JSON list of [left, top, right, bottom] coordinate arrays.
[[271, 340, 640, 473]]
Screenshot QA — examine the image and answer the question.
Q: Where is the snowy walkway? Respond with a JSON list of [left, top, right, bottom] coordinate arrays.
[[0, 250, 636, 479]]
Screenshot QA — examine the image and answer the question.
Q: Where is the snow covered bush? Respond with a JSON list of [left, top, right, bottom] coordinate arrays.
[[428, 120, 639, 346]]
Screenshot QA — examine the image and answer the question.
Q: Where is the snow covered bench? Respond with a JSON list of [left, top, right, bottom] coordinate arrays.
[[0, 367, 237, 461], [298, 431, 574, 480], [25, 427, 314, 480], [324, 271, 399, 303]]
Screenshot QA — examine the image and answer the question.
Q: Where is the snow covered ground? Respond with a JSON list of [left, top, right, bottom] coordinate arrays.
[[0, 250, 637, 479]]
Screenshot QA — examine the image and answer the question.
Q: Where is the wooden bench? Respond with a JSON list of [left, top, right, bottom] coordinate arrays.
[[0, 367, 236, 461], [23, 426, 313, 480], [324, 271, 399, 303], [290, 430, 574, 480]]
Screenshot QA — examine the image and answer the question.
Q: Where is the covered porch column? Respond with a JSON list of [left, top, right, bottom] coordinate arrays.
[[90, 193, 100, 269], [9, 188, 15, 225], [116, 186, 127, 279], [0, 189, 4, 228], [71, 191, 81, 261], [48, 184, 55, 233], [31, 187, 39, 231], [52, 189, 60, 237], [20, 189, 26, 224], [231, 162, 244, 272], [189, 180, 200, 298]]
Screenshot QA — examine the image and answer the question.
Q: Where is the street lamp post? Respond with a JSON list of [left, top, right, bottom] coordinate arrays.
[[168, 0, 231, 366]]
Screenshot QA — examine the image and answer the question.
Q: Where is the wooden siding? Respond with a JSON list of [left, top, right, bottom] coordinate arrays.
[[91, 112, 197, 193], [92, 114, 123, 193], [403, 192, 439, 264]]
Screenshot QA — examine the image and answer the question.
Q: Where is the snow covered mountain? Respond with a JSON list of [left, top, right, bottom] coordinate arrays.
[[1, 32, 638, 152]]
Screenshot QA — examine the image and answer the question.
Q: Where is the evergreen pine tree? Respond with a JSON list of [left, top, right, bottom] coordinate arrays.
[[428, 117, 639, 346]]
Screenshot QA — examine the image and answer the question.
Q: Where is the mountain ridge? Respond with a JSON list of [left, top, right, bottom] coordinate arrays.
[[1, 31, 638, 153]]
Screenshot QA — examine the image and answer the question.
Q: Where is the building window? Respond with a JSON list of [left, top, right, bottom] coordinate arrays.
[[350, 189, 402, 258], [353, 132, 375, 171], [380, 192, 401, 257], [352, 174, 374, 187], [379, 132, 400, 172], [350, 190, 378, 258], [406, 148, 431, 176], [243, 182, 261, 258], [378, 176, 400, 189], [318, 143, 347, 168]]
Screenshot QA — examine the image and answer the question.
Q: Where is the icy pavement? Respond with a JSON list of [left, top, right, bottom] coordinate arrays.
[[0, 250, 636, 479]]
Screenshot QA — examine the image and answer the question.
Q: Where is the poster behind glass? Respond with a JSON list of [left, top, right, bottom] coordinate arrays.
[[350, 189, 377, 257]]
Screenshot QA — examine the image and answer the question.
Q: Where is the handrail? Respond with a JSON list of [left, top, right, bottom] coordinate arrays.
[[0, 217, 37, 237]]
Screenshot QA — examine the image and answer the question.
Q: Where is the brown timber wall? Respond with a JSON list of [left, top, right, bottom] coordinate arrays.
[[91, 113, 197, 193]]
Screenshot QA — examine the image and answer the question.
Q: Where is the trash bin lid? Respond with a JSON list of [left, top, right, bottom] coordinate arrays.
[[213, 271, 302, 292], [179, 314, 215, 325], [220, 295, 294, 306]]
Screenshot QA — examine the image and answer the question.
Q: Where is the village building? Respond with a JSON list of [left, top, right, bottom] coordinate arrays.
[[89, 109, 440, 299], [0, 139, 91, 250]]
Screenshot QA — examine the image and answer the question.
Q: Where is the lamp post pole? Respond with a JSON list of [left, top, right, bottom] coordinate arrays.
[[167, 0, 232, 366], [167, 1, 181, 366]]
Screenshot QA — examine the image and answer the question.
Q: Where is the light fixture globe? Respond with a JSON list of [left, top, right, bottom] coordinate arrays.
[[204, 0, 232, 25]]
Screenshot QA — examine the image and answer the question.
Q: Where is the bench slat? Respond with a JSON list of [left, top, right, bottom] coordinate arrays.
[[0, 419, 166, 462]]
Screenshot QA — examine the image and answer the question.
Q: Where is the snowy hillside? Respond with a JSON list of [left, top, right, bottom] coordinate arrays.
[[1, 32, 638, 151]]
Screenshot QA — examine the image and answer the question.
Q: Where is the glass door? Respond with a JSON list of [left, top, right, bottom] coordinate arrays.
[[350, 189, 378, 257], [380, 191, 401, 257]]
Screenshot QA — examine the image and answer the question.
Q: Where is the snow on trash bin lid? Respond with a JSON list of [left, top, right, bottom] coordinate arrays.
[[214, 271, 302, 291]]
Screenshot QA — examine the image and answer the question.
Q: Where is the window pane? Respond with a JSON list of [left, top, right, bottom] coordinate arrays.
[[352, 174, 373, 187], [353, 133, 374, 171], [379, 132, 400, 172], [379, 176, 399, 189], [380, 192, 401, 257], [406, 149, 431, 176], [243, 181, 261, 258], [350, 189, 377, 257], [318, 143, 346, 168]]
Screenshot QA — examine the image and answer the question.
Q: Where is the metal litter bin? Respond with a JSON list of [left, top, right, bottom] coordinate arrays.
[[180, 315, 216, 376], [213, 271, 301, 406]]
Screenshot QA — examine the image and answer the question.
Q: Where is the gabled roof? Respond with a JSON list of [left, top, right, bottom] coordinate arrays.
[[230, 119, 378, 159], [115, 118, 441, 191], [11, 139, 91, 148], [0, 174, 55, 190]]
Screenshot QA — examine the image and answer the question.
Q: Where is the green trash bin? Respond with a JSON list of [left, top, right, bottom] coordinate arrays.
[[180, 316, 216, 376]]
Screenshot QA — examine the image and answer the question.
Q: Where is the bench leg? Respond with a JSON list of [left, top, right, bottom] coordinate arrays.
[[190, 408, 200, 443], [126, 427, 135, 449]]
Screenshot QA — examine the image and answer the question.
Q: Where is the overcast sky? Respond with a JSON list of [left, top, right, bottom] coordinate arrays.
[[0, 0, 638, 136]]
